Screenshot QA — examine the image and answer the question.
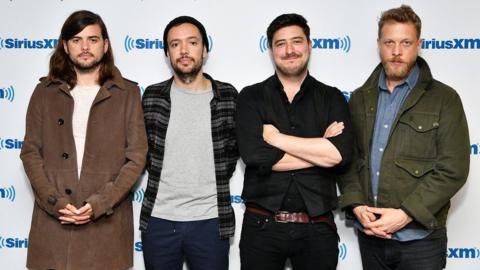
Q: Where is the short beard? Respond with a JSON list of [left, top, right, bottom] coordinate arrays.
[[275, 61, 308, 78], [171, 58, 203, 84], [70, 56, 103, 74]]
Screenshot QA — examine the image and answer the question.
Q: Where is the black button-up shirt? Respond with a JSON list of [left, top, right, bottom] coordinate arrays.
[[236, 73, 353, 216]]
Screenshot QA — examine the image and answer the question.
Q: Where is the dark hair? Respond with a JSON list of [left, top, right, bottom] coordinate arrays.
[[267, 13, 310, 48], [47, 10, 115, 87], [378, 5, 422, 39], [163, 16, 209, 56]]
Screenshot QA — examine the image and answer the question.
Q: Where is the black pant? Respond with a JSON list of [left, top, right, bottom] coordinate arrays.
[[239, 211, 339, 270], [358, 228, 447, 270]]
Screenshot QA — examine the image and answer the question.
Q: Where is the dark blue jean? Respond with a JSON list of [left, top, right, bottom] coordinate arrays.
[[141, 217, 229, 270], [358, 228, 447, 270], [239, 211, 339, 270]]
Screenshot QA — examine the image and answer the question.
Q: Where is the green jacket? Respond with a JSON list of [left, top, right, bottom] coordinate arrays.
[[338, 57, 470, 230]]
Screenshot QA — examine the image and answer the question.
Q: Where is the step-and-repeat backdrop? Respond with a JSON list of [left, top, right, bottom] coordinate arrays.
[[1, 0, 479, 269]]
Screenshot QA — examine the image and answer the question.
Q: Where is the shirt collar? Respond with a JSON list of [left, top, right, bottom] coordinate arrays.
[[378, 63, 420, 92]]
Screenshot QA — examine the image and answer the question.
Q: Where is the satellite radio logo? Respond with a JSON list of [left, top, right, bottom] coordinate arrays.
[[0, 236, 28, 249], [0, 185, 16, 202], [0, 37, 58, 49], [230, 195, 243, 204], [422, 38, 480, 50], [471, 143, 479, 155], [0, 85, 15, 102], [259, 35, 351, 53], [0, 138, 23, 150], [338, 242, 347, 260], [124, 35, 213, 53], [342, 90, 353, 102], [448, 246, 480, 259], [132, 187, 144, 203]]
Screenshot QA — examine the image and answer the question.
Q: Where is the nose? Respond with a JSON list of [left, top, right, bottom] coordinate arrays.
[[81, 40, 89, 51], [392, 43, 402, 56], [179, 41, 188, 55], [285, 42, 294, 54]]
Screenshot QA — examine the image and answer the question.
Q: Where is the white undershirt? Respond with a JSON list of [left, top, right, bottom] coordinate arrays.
[[70, 85, 100, 178]]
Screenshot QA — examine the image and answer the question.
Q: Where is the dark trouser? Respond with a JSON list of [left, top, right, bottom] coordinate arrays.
[[239, 210, 339, 270], [358, 228, 447, 270], [141, 217, 229, 270]]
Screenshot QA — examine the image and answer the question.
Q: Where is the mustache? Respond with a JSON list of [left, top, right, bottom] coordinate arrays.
[[176, 56, 194, 62], [78, 52, 94, 57], [281, 52, 301, 60]]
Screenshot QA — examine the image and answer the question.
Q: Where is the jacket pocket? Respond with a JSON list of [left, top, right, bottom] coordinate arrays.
[[394, 158, 435, 178], [396, 113, 439, 159]]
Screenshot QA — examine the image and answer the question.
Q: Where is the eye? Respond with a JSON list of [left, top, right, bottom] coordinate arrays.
[[384, 40, 394, 47], [170, 42, 178, 48], [275, 41, 286, 48], [190, 41, 198, 46], [71, 38, 80, 43], [401, 40, 412, 47]]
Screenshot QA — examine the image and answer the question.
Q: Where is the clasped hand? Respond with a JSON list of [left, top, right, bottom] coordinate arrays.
[[58, 203, 93, 225]]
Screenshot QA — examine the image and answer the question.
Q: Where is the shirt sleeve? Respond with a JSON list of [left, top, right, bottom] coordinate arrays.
[[235, 87, 285, 175], [325, 88, 354, 167]]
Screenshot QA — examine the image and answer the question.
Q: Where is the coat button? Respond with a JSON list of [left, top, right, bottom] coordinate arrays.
[[414, 170, 419, 175], [62, 153, 69, 159], [65, 189, 72, 195], [290, 125, 296, 130], [58, 118, 64, 125], [418, 125, 423, 130]]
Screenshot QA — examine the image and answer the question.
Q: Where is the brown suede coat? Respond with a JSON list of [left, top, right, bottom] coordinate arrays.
[[20, 67, 147, 270]]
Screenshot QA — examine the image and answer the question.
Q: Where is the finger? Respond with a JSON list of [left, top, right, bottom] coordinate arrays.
[[370, 227, 389, 238], [59, 216, 76, 223], [66, 204, 81, 215], [77, 204, 91, 215], [59, 209, 76, 216], [74, 219, 91, 225], [73, 215, 92, 221], [365, 212, 377, 222], [363, 229, 375, 236], [366, 207, 384, 214]]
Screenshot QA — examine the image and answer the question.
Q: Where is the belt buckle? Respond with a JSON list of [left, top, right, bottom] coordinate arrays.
[[274, 211, 290, 223]]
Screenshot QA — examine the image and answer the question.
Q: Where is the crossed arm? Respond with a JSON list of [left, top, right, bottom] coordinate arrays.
[[262, 121, 344, 171]]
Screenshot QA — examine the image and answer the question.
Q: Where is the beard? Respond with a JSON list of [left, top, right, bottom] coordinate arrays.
[[171, 56, 203, 84], [70, 52, 103, 73], [382, 57, 416, 82], [275, 52, 309, 78]]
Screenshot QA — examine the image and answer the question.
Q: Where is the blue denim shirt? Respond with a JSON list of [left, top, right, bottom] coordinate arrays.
[[357, 64, 432, 241]]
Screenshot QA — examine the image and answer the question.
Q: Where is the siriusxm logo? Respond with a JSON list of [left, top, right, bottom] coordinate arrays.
[[132, 187, 144, 203], [134, 241, 143, 252], [0, 138, 23, 150], [342, 91, 353, 102], [124, 35, 213, 53], [448, 247, 480, 259], [0, 185, 16, 202], [259, 35, 351, 53], [338, 242, 347, 260], [0, 37, 58, 49], [230, 195, 243, 204], [0, 85, 15, 102], [471, 143, 479, 155], [0, 236, 28, 249], [422, 38, 480, 50]]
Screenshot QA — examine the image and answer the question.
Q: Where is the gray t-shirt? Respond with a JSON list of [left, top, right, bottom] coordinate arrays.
[[151, 81, 218, 221]]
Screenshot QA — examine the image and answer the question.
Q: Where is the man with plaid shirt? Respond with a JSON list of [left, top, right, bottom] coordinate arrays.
[[139, 16, 238, 270]]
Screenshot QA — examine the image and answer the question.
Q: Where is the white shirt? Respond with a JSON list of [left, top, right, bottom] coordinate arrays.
[[70, 85, 100, 178]]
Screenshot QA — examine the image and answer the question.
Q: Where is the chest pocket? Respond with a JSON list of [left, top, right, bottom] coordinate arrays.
[[395, 113, 439, 159]]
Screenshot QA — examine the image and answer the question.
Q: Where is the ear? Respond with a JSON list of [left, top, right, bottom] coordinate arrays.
[[103, 39, 109, 53], [203, 45, 208, 58], [307, 39, 312, 53]]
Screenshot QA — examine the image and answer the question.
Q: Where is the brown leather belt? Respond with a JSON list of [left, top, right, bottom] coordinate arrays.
[[246, 207, 330, 224]]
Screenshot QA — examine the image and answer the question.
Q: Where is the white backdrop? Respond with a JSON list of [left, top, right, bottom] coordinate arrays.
[[1, 0, 479, 269]]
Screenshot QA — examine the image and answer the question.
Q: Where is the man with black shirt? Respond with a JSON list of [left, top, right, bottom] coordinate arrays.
[[236, 13, 353, 270]]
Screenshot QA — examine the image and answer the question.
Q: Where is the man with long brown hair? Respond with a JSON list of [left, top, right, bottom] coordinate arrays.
[[20, 10, 147, 270]]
